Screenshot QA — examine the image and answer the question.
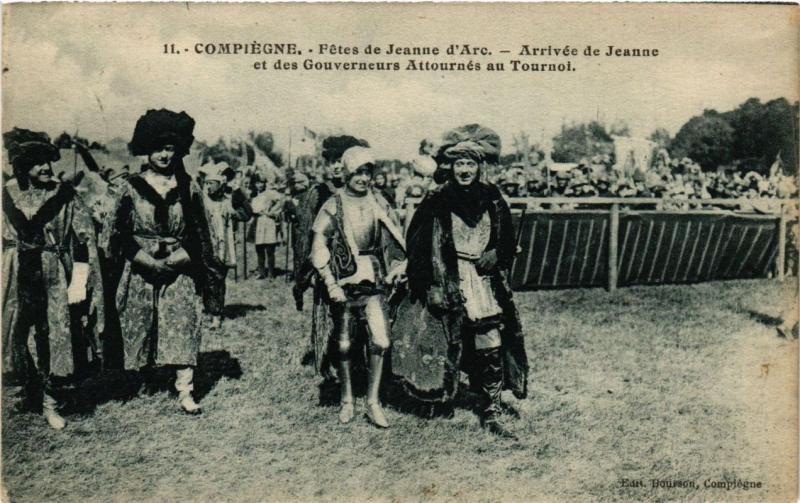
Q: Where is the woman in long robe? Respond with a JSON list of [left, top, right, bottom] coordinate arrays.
[[105, 109, 225, 415]]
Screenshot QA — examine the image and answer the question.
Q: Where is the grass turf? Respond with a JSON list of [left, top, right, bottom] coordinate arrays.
[[2, 272, 797, 503]]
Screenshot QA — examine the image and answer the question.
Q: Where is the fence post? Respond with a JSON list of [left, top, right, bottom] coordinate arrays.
[[608, 203, 619, 291], [233, 223, 239, 282], [777, 203, 786, 282], [241, 223, 248, 281]]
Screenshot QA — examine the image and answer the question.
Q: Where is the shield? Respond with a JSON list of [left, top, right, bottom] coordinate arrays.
[[391, 295, 460, 403]]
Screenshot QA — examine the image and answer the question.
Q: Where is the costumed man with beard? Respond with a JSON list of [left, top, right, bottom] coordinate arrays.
[[394, 126, 528, 438], [201, 161, 252, 328], [309, 146, 406, 427], [2, 128, 105, 429], [293, 135, 369, 379], [105, 109, 225, 415]]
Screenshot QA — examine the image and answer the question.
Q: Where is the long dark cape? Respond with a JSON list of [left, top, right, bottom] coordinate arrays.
[[396, 182, 528, 402]]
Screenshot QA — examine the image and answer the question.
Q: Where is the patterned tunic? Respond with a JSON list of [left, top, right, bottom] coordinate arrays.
[[2, 180, 104, 379], [205, 195, 239, 266], [451, 212, 503, 322], [106, 171, 222, 369]]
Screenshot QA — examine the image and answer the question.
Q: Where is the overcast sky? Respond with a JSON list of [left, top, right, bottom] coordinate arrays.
[[3, 3, 798, 161]]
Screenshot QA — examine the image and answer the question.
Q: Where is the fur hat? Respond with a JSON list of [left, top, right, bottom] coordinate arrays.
[[321, 135, 370, 164], [3, 128, 60, 169], [129, 109, 195, 156]]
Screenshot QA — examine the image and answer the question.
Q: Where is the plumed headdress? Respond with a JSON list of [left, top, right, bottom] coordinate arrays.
[[3, 128, 60, 169], [129, 109, 195, 157], [321, 135, 370, 164], [434, 124, 501, 166]]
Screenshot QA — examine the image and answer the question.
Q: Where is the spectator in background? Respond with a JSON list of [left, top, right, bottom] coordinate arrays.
[[202, 161, 252, 328], [372, 168, 396, 207], [251, 177, 285, 279]]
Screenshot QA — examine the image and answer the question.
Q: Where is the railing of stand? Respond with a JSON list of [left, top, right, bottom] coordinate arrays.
[[402, 197, 798, 291]]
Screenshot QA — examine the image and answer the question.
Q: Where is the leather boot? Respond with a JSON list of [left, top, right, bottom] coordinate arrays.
[[365, 348, 389, 428], [338, 357, 354, 424], [476, 348, 516, 440], [43, 393, 66, 430]]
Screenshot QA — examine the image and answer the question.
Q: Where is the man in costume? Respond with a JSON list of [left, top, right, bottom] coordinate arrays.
[[250, 176, 285, 279], [2, 128, 105, 429], [292, 135, 369, 312], [293, 136, 370, 381], [396, 125, 528, 438], [106, 109, 225, 415], [201, 161, 252, 327], [309, 146, 406, 427]]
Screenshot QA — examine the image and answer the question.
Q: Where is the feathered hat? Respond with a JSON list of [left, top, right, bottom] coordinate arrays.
[[129, 109, 195, 157], [3, 128, 60, 169]]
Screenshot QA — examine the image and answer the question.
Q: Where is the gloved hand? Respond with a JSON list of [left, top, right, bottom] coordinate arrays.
[[67, 262, 89, 304], [165, 247, 191, 272], [475, 249, 498, 275], [327, 284, 347, 303], [133, 250, 177, 283]]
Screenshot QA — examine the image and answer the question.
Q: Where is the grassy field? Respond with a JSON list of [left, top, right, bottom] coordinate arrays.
[[2, 260, 797, 503]]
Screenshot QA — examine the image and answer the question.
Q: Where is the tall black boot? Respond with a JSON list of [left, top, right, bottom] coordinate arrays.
[[476, 347, 516, 439]]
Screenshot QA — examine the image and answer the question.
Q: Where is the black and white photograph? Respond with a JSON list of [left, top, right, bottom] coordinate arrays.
[[1, 2, 798, 501]]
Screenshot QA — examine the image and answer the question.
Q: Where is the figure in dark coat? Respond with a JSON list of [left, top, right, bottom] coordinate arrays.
[[105, 109, 225, 415], [2, 128, 105, 430], [395, 134, 528, 438]]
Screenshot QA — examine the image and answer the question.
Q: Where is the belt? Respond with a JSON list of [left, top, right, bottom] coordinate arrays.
[[3, 240, 69, 254], [134, 235, 180, 245], [358, 248, 381, 256], [456, 251, 481, 262]]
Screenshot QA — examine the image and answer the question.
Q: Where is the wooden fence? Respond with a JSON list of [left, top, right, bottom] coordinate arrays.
[[231, 196, 796, 291], [405, 196, 797, 291]]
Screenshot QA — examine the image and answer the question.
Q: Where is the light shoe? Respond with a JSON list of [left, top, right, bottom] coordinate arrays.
[[365, 400, 389, 428], [178, 391, 203, 415], [338, 400, 354, 424], [43, 394, 66, 430]]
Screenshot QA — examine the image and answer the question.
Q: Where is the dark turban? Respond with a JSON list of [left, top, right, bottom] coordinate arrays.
[[3, 128, 60, 169], [434, 124, 501, 166], [129, 109, 195, 157], [321, 135, 369, 163]]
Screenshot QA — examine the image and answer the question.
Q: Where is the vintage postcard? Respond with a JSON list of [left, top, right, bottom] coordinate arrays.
[[1, 2, 798, 502]]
